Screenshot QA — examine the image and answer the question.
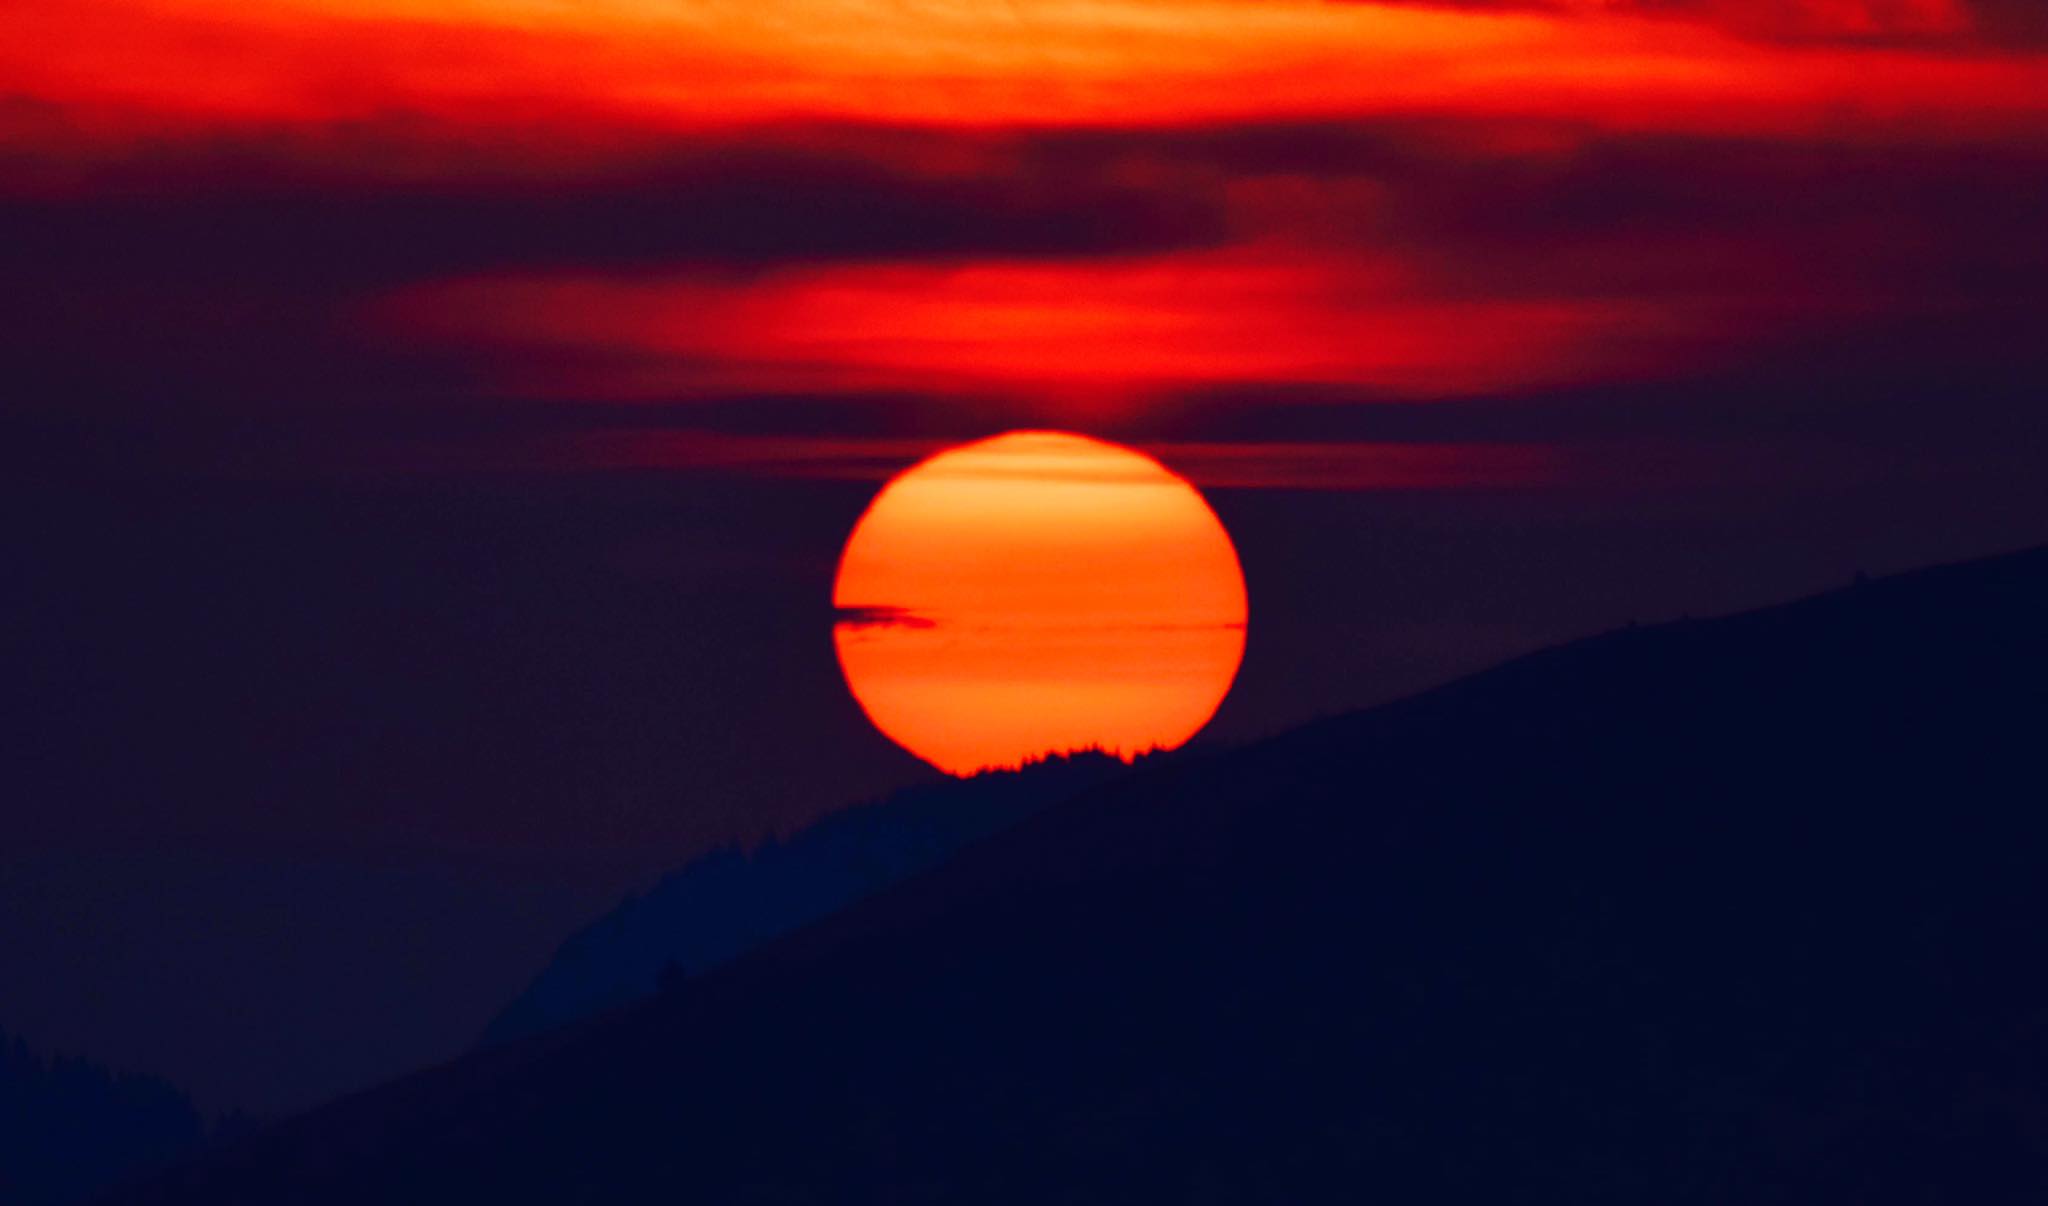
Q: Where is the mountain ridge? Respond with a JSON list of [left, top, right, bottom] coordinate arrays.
[[111, 541, 2048, 1204]]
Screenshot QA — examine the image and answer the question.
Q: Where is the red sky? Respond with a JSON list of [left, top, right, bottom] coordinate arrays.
[[8, 0, 2047, 484]]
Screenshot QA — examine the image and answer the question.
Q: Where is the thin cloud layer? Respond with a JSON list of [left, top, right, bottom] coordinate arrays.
[[373, 119, 2048, 406]]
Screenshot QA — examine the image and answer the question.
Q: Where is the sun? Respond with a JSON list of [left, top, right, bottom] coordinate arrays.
[[832, 430, 1248, 775]]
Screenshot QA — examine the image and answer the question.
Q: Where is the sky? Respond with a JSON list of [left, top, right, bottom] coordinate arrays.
[[4, 0, 2047, 1115]]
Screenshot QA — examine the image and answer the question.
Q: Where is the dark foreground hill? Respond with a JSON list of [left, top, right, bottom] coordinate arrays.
[[112, 546, 2048, 1204], [484, 751, 1135, 1045], [0, 1029, 205, 1206]]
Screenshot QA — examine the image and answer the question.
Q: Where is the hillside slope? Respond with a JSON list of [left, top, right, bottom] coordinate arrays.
[[483, 751, 1134, 1045], [114, 545, 2048, 1204]]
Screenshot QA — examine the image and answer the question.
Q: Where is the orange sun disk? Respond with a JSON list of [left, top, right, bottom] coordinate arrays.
[[832, 431, 1248, 775]]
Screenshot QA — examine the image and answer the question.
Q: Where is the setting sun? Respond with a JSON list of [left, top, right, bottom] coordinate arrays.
[[832, 431, 1247, 774]]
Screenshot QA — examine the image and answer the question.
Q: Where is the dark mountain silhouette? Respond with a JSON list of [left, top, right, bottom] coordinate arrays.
[[483, 750, 1138, 1045], [110, 545, 2048, 1204], [0, 1028, 206, 1206]]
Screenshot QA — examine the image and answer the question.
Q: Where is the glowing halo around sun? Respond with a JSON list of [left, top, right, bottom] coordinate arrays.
[[832, 431, 1248, 775]]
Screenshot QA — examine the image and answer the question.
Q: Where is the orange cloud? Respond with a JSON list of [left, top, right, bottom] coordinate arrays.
[[9, 0, 2047, 142]]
